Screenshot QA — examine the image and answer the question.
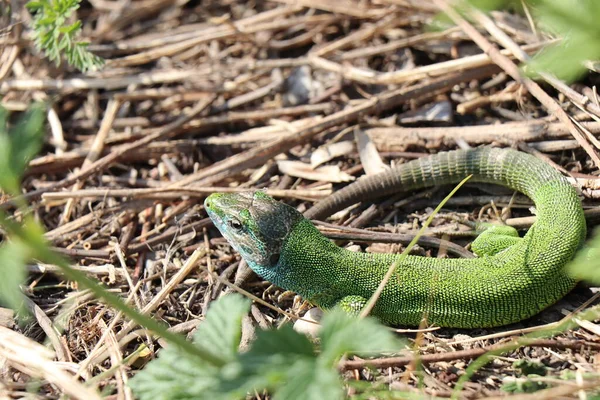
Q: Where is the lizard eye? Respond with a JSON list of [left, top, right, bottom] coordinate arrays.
[[228, 219, 243, 232]]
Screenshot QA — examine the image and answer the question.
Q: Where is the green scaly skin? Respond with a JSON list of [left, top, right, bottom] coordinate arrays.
[[205, 148, 586, 328]]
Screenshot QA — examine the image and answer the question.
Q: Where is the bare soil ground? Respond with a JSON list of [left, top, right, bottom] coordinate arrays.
[[1, 0, 600, 398]]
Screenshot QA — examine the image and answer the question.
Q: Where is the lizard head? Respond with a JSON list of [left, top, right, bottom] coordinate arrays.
[[204, 191, 303, 276]]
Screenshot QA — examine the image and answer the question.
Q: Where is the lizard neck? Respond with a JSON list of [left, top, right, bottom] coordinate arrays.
[[255, 218, 342, 304]]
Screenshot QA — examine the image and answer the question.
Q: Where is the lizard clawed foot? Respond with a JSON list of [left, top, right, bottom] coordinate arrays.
[[472, 224, 521, 257]]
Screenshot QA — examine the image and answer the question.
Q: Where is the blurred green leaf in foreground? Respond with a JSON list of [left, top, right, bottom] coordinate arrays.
[[526, 0, 600, 82], [129, 294, 406, 400], [433, 0, 600, 82], [0, 105, 46, 313], [0, 105, 45, 195], [567, 228, 600, 285]]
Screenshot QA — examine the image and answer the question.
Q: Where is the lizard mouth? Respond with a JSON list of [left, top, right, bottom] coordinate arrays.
[[204, 194, 228, 235], [203, 195, 219, 220]]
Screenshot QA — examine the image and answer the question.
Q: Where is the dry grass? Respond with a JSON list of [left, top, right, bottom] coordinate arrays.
[[1, 0, 600, 398]]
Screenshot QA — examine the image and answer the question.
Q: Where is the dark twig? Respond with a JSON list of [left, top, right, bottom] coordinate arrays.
[[339, 339, 600, 371]]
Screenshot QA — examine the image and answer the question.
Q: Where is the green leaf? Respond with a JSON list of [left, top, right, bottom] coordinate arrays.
[[129, 294, 251, 400], [525, 0, 600, 82], [192, 294, 251, 362], [25, 1, 43, 11], [0, 241, 31, 313], [39, 16, 56, 26], [535, 0, 600, 34], [566, 228, 600, 283], [58, 20, 81, 34], [130, 289, 403, 399], [10, 104, 46, 177], [219, 325, 316, 397], [0, 108, 18, 193], [274, 360, 343, 400], [0, 107, 7, 133], [130, 301, 383, 400], [318, 308, 406, 367], [26, 0, 104, 71], [0, 104, 46, 194], [0, 136, 19, 194], [245, 324, 315, 358], [432, 0, 600, 83], [428, 0, 516, 32], [526, 34, 600, 82], [130, 323, 317, 400], [129, 345, 223, 400]]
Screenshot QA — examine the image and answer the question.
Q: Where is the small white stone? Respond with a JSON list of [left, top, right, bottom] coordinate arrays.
[[293, 307, 323, 338]]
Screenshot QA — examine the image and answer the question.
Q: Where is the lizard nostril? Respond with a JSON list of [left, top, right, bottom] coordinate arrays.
[[205, 201, 211, 209]]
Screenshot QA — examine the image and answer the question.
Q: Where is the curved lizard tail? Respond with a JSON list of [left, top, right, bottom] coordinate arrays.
[[304, 147, 572, 221]]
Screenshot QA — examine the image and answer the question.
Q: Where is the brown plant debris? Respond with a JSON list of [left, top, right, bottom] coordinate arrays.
[[1, 0, 600, 398]]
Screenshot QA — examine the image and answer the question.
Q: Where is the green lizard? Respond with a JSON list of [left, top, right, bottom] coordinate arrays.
[[205, 147, 586, 328]]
